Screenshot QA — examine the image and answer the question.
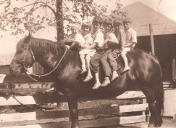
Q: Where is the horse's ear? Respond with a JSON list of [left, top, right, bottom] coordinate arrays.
[[24, 33, 32, 44], [69, 42, 81, 51], [28, 32, 32, 38], [65, 41, 74, 46]]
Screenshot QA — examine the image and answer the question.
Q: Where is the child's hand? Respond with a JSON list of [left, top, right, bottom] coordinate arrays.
[[95, 42, 102, 48], [65, 45, 70, 49]]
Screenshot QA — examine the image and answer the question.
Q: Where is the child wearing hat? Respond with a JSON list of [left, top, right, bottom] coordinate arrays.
[[67, 23, 85, 45], [107, 17, 137, 81], [84, 16, 105, 89], [100, 17, 119, 87], [107, 18, 125, 80], [122, 18, 137, 72]]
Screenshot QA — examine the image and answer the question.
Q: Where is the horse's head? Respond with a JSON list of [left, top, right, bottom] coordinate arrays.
[[10, 34, 35, 76]]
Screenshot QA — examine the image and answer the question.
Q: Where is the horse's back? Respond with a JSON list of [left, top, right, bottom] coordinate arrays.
[[127, 49, 162, 82]]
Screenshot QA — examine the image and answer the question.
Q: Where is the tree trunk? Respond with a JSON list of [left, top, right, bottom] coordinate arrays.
[[56, 0, 64, 42]]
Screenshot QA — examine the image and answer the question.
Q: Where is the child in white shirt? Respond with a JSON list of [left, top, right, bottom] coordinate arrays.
[[79, 23, 96, 76]]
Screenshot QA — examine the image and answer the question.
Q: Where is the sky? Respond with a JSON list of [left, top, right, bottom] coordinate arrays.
[[95, 0, 176, 22], [0, 0, 176, 55], [125, 0, 176, 21]]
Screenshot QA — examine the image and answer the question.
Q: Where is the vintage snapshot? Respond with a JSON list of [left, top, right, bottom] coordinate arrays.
[[0, 0, 176, 128]]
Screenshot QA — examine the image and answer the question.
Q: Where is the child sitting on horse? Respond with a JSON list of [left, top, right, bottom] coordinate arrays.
[[107, 18, 125, 81], [66, 23, 85, 46], [107, 18, 137, 81], [79, 22, 96, 78], [100, 17, 119, 87], [122, 18, 137, 72], [84, 16, 105, 89]]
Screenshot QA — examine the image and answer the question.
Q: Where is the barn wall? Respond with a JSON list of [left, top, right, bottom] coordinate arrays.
[[137, 34, 176, 81]]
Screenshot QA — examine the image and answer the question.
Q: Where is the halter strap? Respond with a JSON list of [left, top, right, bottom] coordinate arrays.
[[26, 45, 69, 81], [30, 49, 36, 62]]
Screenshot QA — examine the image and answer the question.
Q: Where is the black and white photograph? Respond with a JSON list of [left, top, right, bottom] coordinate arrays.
[[0, 0, 176, 128]]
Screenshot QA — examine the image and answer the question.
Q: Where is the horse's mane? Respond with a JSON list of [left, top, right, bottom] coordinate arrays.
[[22, 35, 81, 67], [24, 35, 66, 56]]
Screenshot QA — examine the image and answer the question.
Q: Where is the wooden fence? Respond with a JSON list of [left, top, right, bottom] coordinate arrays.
[[0, 82, 148, 128]]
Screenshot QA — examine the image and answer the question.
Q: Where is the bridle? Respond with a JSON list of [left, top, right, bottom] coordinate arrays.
[[23, 44, 69, 81]]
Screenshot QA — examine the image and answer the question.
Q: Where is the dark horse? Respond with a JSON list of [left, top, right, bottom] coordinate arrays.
[[10, 34, 164, 128]]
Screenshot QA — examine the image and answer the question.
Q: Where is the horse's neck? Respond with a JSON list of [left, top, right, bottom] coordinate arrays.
[[32, 44, 66, 69]]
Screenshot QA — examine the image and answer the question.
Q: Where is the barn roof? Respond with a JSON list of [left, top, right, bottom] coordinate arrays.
[[123, 2, 176, 36]]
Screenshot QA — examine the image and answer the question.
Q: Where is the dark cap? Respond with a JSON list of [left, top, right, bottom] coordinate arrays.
[[82, 22, 92, 29], [103, 17, 113, 26], [123, 17, 132, 23], [92, 16, 103, 24], [113, 18, 123, 26]]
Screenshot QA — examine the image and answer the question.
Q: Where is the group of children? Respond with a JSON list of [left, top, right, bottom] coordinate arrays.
[[69, 16, 137, 90]]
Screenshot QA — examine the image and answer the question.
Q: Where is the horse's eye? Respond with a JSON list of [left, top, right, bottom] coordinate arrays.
[[16, 50, 22, 54], [20, 44, 28, 49], [23, 47, 27, 50]]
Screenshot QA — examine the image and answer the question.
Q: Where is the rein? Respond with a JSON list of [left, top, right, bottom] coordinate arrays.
[[25, 45, 69, 81]]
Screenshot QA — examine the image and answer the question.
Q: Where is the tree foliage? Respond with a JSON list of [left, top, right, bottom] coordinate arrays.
[[0, 0, 56, 35], [0, 0, 127, 40]]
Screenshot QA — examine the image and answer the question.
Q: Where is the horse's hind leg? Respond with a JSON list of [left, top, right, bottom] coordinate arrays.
[[140, 82, 164, 128]]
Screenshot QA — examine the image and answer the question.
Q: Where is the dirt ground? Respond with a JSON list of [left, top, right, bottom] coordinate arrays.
[[112, 118, 176, 128], [1, 118, 175, 128]]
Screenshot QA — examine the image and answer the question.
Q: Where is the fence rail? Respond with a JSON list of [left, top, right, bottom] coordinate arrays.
[[0, 81, 148, 128]]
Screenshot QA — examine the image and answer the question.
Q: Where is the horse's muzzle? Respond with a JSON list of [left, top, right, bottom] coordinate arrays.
[[9, 60, 26, 76]]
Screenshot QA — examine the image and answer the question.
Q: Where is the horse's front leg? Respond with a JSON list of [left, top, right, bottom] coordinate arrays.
[[64, 88, 79, 128]]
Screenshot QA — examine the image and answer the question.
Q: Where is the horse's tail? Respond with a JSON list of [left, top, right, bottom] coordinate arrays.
[[155, 64, 164, 112], [156, 80, 164, 111]]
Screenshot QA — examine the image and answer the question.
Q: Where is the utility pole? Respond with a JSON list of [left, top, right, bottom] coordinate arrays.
[[149, 24, 155, 55]]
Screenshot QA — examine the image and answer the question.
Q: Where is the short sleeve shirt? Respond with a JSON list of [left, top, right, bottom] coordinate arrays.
[[93, 29, 104, 47], [74, 32, 85, 47], [105, 32, 119, 44], [84, 33, 94, 47], [124, 28, 137, 47]]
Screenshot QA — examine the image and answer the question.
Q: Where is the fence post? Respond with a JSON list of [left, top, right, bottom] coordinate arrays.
[[149, 24, 155, 55]]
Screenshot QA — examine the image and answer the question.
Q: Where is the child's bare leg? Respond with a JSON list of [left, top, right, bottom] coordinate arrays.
[[80, 54, 87, 74], [121, 51, 130, 72], [83, 55, 93, 82]]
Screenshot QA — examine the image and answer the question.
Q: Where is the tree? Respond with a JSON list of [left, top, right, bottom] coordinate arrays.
[[0, 0, 60, 40], [0, 0, 127, 42]]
